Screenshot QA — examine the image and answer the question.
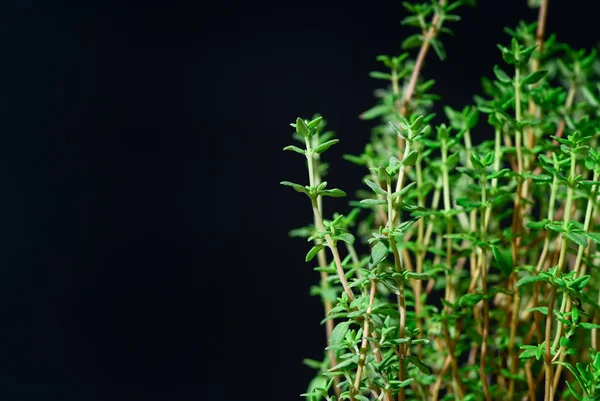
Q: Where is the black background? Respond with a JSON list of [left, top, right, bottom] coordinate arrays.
[[3, 1, 599, 400]]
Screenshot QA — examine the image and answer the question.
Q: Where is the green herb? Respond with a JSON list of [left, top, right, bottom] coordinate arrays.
[[282, 1, 600, 400]]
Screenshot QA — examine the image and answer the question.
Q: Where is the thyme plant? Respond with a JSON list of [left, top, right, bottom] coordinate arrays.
[[281, 1, 600, 400]]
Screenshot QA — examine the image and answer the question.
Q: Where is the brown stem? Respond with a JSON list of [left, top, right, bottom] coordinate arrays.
[[431, 355, 452, 401], [390, 239, 407, 401], [480, 249, 492, 401], [353, 281, 377, 395], [312, 201, 355, 302], [317, 250, 341, 397], [400, 0, 447, 115]]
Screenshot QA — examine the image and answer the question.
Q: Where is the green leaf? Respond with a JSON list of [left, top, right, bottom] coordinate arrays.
[[458, 293, 483, 308], [313, 139, 339, 154], [545, 222, 566, 233], [330, 321, 351, 348], [360, 199, 387, 206], [493, 65, 512, 83], [307, 116, 323, 129], [320, 189, 347, 198], [370, 241, 388, 268], [404, 272, 431, 280], [565, 381, 583, 401], [281, 181, 310, 195], [296, 117, 310, 137], [492, 246, 513, 277], [402, 150, 419, 167], [369, 71, 393, 80], [302, 358, 323, 370], [527, 306, 548, 315], [406, 355, 431, 374], [555, 361, 587, 395], [392, 182, 416, 199], [401, 33, 423, 50], [519, 348, 538, 359], [336, 233, 355, 245], [522, 70, 548, 85], [389, 378, 415, 389], [304, 375, 327, 401], [431, 38, 446, 60], [565, 232, 588, 248], [515, 274, 547, 288], [585, 232, 600, 245], [578, 323, 600, 330], [328, 357, 356, 371], [306, 245, 325, 262], [498, 45, 516, 64], [360, 104, 389, 120], [526, 219, 550, 230], [283, 145, 306, 155], [365, 179, 387, 196]]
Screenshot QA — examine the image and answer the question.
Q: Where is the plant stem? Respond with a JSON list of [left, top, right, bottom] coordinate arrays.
[[543, 151, 576, 401], [387, 178, 407, 401], [479, 178, 492, 401], [353, 280, 377, 395], [440, 135, 464, 396], [317, 251, 342, 397], [507, 57, 524, 400], [525, 0, 549, 151], [550, 169, 599, 393], [305, 137, 355, 302], [400, 0, 447, 115], [312, 143, 342, 398], [414, 153, 425, 359]]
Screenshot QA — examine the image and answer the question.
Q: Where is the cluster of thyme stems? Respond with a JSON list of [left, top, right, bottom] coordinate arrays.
[[283, 1, 600, 401]]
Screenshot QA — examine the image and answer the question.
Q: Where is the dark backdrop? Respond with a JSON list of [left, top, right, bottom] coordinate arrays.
[[3, 1, 598, 400]]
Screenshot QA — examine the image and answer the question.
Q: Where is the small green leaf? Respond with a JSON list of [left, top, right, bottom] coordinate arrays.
[[296, 117, 310, 137], [304, 375, 327, 401], [313, 139, 339, 154], [493, 65, 512, 83], [306, 245, 325, 262], [404, 272, 431, 280], [578, 323, 600, 330], [330, 321, 351, 348], [565, 381, 583, 401], [360, 104, 390, 120], [565, 232, 588, 248], [526, 219, 550, 230], [585, 232, 600, 245], [307, 116, 323, 129], [406, 355, 431, 374], [392, 182, 416, 199], [527, 306, 548, 315], [369, 71, 393, 80], [370, 241, 388, 268], [431, 38, 446, 60], [327, 357, 355, 371], [401, 33, 423, 50], [402, 150, 419, 166], [360, 199, 387, 206], [515, 274, 547, 288], [389, 378, 415, 389], [492, 246, 513, 277], [522, 70, 547, 85], [336, 233, 355, 245], [320, 188, 347, 198], [281, 181, 310, 195], [283, 145, 306, 155], [365, 179, 387, 196], [458, 293, 483, 308]]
